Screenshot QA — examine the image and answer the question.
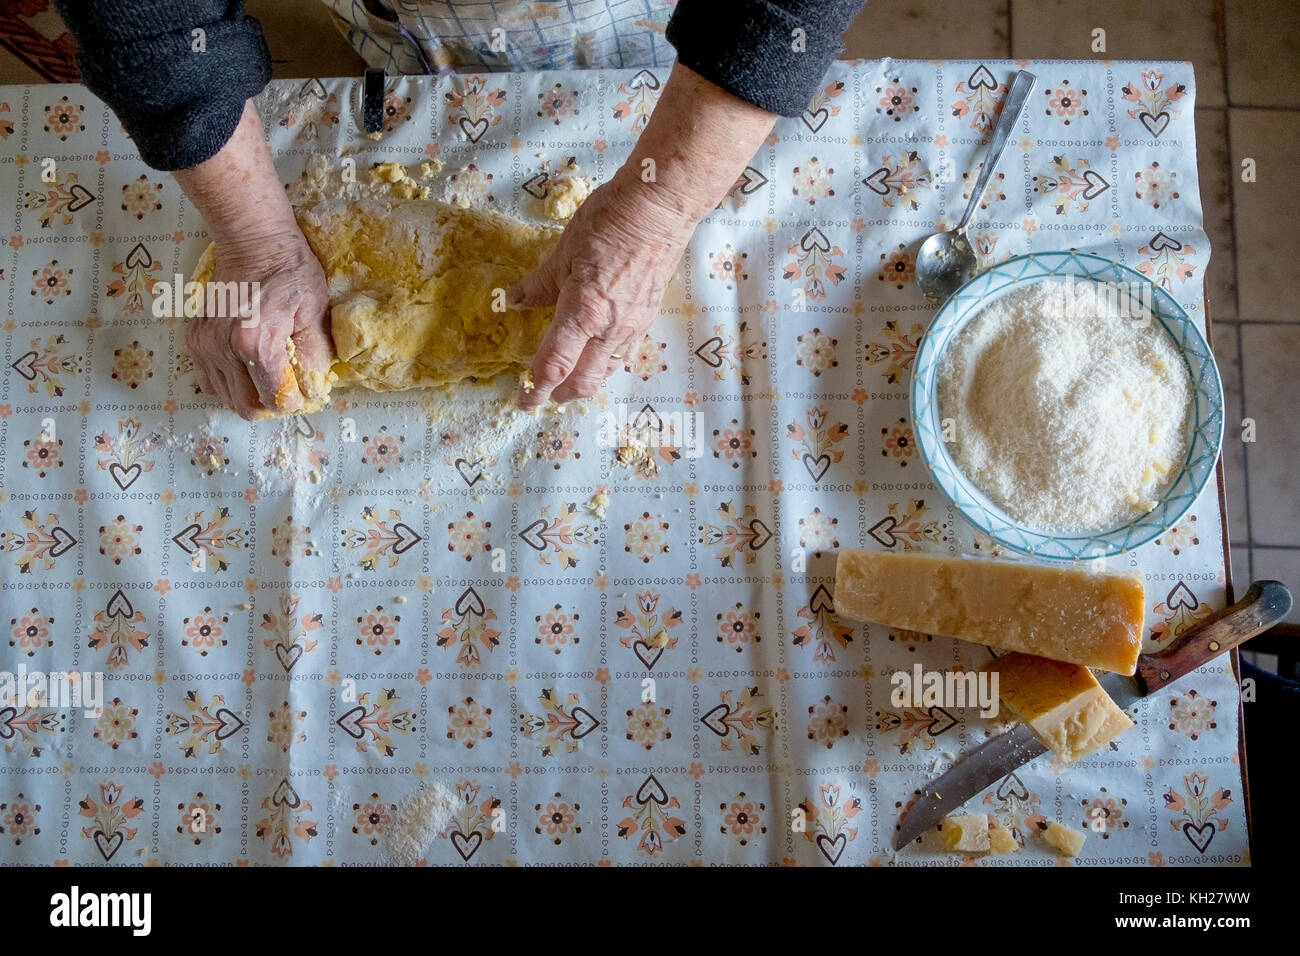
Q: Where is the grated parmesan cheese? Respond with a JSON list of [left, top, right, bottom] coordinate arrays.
[[937, 277, 1191, 534], [382, 782, 457, 866]]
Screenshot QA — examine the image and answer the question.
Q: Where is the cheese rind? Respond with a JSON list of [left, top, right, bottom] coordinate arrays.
[[833, 549, 1144, 674], [1039, 820, 1086, 857], [983, 652, 1133, 764]]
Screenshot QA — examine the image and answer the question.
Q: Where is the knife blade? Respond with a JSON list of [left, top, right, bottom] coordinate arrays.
[[893, 579, 1292, 851]]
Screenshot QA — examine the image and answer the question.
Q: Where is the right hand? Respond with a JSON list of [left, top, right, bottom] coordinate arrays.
[[186, 230, 331, 420]]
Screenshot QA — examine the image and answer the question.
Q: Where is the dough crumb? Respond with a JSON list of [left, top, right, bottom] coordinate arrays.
[[586, 491, 611, 519], [543, 159, 592, 222]]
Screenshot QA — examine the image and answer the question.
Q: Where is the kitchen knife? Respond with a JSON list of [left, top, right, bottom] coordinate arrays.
[[892, 579, 1293, 851]]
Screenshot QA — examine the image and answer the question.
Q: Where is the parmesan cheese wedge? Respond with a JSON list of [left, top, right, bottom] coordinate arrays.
[[982, 652, 1133, 764], [940, 813, 990, 852], [987, 821, 1019, 855], [833, 550, 1144, 674], [1038, 820, 1087, 857]]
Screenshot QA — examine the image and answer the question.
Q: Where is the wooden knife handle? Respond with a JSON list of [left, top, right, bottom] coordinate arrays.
[[1134, 580, 1293, 695]]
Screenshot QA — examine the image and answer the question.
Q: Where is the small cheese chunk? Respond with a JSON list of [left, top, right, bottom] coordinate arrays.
[[940, 813, 990, 852], [984, 652, 1133, 763], [1038, 820, 1086, 857], [833, 550, 1144, 674], [987, 822, 1018, 855]]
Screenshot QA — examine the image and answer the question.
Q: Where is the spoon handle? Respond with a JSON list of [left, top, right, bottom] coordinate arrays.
[[956, 69, 1037, 232]]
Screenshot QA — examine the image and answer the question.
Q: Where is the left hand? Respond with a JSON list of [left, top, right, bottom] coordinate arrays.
[[508, 173, 695, 410]]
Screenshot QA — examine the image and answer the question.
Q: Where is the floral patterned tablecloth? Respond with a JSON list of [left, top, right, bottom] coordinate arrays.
[[0, 60, 1245, 866]]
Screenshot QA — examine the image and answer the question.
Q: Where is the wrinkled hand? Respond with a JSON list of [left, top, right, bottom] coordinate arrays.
[[509, 177, 695, 410], [186, 232, 331, 421]]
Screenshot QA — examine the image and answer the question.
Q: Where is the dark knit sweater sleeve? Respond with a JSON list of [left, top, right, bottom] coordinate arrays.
[[666, 0, 867, 117], [52, 1, 272, 171]]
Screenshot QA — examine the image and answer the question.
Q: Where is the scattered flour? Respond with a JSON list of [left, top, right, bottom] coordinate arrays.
[[383, 782, 457, 866], [938, 277, 1191, 534]]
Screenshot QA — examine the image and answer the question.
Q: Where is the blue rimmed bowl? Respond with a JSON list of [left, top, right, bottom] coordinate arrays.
[[911, 250, 1224, 560]]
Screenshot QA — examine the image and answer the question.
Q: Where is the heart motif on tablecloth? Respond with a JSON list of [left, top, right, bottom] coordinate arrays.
[[1148, 231, 1182, 252], [1183, 821, 1215, 853], [800, 227, 831, 253], [521, 172, 549, 199], [293, 415, 315, 439], [808, 584, 835, 614], [336, 706, 367, 740], [635, 774, 669, 805], [93, 830, 124, 861], [632, 640, 663, 670], [450, 830, 483, 861], [213, 708, 246, 740], [747, 519, 773, 551], [926, 707, 958, 736], [271, 778, 301, 809], [49, 526, 76, 557], [172, 523, 202, 554], [735, 166, 767, 195], [518, 519, 548, 551], [695, 336, 724, 368], [455, 587, 485, 617], [390, 522, 421, 554], [627, 69, 660, 91], [1166, 581, 1198, 611], [104, 589, 134, 618], [66, 183, 95, 212], [10, 350, 38, 380], [274, 643, 303, 673], [995, 772, 1030, 802], [455, 458, 484, 487], [802, 453, 831, 482], [868, 516, 901, 548], [570, 707, 600, 739], [699, 704, 730, 738], [967, 65, 999, 91], [862, 167, 891, 195], [1139, 110, 1170, 138], [1081, 168, 1111, 200], [816, 832, 847, 864], [298, 78, 328, 101], [0, 708, 16, 739], [124, 241, 152, 269], [108, 462, 142, 490], [802, 107, 830, 133], [458, 117, 489, 142]]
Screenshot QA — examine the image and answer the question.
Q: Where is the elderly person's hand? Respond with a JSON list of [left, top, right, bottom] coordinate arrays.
[[511, 64, 776, 410], [174, 101, 331, 420]]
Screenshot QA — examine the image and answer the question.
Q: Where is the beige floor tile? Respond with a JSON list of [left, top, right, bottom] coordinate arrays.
[[1230, 109, 1300, 320], [1241, 323, 1300, 546], [1249, 548, 1300, 623], [1197, 109, 1237, 319], [247, 0, 366, 79], [1225, 0, 1300, 107], [842, 0, 1009, 60], [1214, 324, 1250, 541], [1010, 0, 1226, 107]]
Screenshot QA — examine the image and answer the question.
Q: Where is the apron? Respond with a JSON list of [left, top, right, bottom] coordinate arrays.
[[321, 0, 678, 74]]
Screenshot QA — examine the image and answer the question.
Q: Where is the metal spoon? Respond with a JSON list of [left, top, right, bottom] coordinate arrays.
[[915, 70, 1037, 304]]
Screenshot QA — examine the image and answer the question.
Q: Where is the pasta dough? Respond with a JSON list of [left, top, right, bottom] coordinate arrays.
[[192, 197, 560, 412]]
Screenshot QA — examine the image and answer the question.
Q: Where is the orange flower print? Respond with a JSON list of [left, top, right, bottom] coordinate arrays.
[[882, 418, 915, 465], [93, 698, 138, 749], [23, 435, 62, 477], [721, 793, 766, 846], [447, 697, 492, 748], [628, 335, 667, 381], [713, 420, 756, 467], [112, 340, 154, 388], [1168, 689, 1217, 741], [537, 425, 578, 467], [182, 607, 229, 656], [624, 512, 669, 563], [270, 516, 313, 565], [808, 696, 849, 749], [177, 793, 221, 845], [535, 604, 578, 652], [357, 606, 400, 655], [44, 95, 85, 139], [876, 81, 917, 121], [1156, 515, 1199, 556], [626, 704, 670, 750], [120, 174, 162, 219], [795, 327, 838, 375], [797, 507, 838, 553], [1081, 789, 1128, 839], [1, 794, 41, 845], [535, 794, 580, 844], [99, 514, 142, 563], [10, 608, 52, 657], [31, 260, 73, 304], [268, 701, 306, 752], [352, 794, 394, 846], [446, 163, 494, 207], [707, 243, 748, 288], [792, 157, 834, 205], [878, 245, 915, 289], [537, 83, 577, 124], [1135, 162, 1178, 209], [715, 602, 759, 652], [447, 512, 491, 561], [382, 93, 411, 132], [362, 426, 404, 472], [1046, 83, 1089, 124]]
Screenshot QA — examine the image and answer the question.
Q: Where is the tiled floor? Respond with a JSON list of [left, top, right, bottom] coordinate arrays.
[[1, 2, 1296, 622]]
